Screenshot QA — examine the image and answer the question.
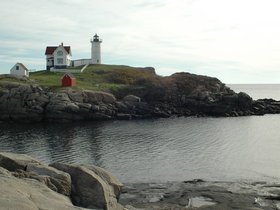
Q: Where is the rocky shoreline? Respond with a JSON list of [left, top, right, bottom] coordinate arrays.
[[120, 181, 280, 210], [0, 152, 280, 210], [0, 152, 123, 210], [1, 78, 280, 123]]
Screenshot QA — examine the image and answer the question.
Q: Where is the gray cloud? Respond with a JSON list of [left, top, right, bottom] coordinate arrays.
[[1, 0, 280, 83]]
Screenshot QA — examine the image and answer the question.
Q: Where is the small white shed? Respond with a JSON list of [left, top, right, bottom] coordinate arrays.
[[10, 63, 29, 77]]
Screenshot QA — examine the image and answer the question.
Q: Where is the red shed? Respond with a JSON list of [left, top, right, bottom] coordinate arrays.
[[62, 73, 77, 87]]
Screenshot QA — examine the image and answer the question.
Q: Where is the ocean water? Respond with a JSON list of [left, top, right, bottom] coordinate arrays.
[[228, 84, 280, 100], [0, 84, 280, 183]]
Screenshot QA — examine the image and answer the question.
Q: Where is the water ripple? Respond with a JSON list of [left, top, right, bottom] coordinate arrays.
[[1, 116, 280, 183]]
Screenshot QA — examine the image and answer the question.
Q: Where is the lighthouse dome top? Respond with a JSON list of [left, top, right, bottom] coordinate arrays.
[[92, 34, 102, 42]]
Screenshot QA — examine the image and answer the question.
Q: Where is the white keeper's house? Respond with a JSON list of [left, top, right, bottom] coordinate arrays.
[[45, 34, 102, 71], [45, 43, 72, 71], [10, 63, 29, 77]]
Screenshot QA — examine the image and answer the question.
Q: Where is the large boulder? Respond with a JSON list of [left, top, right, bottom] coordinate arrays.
[[65, 89, 85, 103], [222, 94, 238, 105], [238, 92, 252, 110], [0, 166, 86, 210], [117, 95, 150, 117], [123, 95, 141, 103], [50, 162, 124, 210], [45, 92, 84, 121], [84, 91, 116, 104], [0, 152, 40, 171], [26, 163, 72, 196], [0, 152, 72, 196], [81, 164, 123, 200], [0, 83, 47, 122]]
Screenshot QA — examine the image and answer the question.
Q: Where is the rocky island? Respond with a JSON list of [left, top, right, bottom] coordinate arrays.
[[0, 64, 280, 123], [0, 152, 280, 210], [1, 66, 280, 209]]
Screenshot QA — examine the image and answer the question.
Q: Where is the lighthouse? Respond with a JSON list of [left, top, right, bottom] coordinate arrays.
[[91, 34, 102, 64]]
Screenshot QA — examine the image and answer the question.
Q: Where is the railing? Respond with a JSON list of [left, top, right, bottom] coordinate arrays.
[[50, 68, 82, 73]]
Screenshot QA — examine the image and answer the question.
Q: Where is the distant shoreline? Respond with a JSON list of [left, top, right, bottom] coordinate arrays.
[[1, 66, 280, 123]]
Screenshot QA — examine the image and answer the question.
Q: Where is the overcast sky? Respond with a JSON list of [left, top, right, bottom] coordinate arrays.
[[1, 0, 280, 83]]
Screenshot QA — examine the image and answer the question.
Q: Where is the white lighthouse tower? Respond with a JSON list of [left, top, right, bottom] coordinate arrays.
[[91, 34, 102, 64]]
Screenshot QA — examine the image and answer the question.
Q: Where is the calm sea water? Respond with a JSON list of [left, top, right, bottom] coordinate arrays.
[[228, 84, 280, 100], [1, 84, 280, 183]]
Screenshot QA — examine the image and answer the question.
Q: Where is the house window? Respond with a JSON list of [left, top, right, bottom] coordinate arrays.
[[57, 51, 63, 56], [57, 58, 63, 64], [16, 66, 19, 70]]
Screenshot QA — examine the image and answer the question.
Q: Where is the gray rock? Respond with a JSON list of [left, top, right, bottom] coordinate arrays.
[[238, 92, 252, 110], [66, 89, 85, 103], [88, 112, 113, 120], [116, 101, 128, 111], [91, 104, 100, 111], [26, 92, 40, 101], [120, 181, 280, 210], [0, 83, 48, 122], [124, 205, 145, 210], [81, 164, 123, 200], [0, 152, 40, 172], [0, 152, 71, 196], [50, 162, 124, 210], [0, 166, 87, 210], [45, 91, 90, 121], [117, 113, 132, 120], [49, 92, 71, 103], [77, 103, 92, 112], [123, 95, 141, 103], [66, 103, 80, 112], [222, 94, 238, 104], [85, 90, 116, 104], [26, 163, 72, 196], [35, 94, 49, 104]]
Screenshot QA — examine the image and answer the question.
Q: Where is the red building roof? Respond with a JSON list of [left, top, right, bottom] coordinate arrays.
[[62, 73, 76, 87], [62, 73, 76, 79], [45, 46, 71, 55]]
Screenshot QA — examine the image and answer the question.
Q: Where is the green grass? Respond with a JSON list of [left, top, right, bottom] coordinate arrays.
[[0, 75, 34, 88], [29, 70, 64, 88], [24, 64, 157, 92]]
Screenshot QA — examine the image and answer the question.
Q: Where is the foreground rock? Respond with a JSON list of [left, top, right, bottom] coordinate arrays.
[[0, 166, 87, 210], [0, 152, 124, 210], [120, 181, 280, 210], [50, 162, 124, 210], [0, 151, 40, 171], [1, 152, 280, 210], [26, 163, 72, 196]]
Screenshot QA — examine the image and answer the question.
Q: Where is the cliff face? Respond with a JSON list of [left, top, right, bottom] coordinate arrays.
[[111, 72, 274, 117], [0, 72, 279, 123]]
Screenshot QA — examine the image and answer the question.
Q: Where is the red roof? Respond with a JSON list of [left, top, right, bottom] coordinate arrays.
[[45, 46, 71, 55], [62, 73, 77, 87], [62, 73, 76, 79]]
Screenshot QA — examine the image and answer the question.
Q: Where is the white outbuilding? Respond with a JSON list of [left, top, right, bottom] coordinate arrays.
[[10, 63, 29, 77]]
